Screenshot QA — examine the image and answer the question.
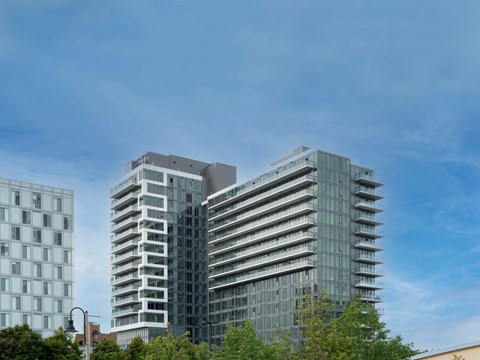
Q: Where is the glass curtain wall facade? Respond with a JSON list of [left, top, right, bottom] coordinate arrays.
[[207, 148, 383, 345], [0, 178, 74, 337], [110, 152, 236, 346]]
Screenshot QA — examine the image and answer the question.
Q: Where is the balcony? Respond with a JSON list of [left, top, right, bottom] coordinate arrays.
[[355, 280, 384, 290], [111, 215, 140, 233], [111, 204, 140, 223], [111, 227, 139, 244], [111, 190, 140, 211], [355, 267, 384, 277], [355, 253, 384, 264], [209, 231, 315, 267], [112, 294, 139, 307], [354, 200, 383, 213], [354, 238, 383, 252], [112, 249, 139, 266], [354, 226, 383, 239], [354, 173, 383, 188], [209, 260, 315, 291], [355, 186, 384, 200], [209, 189, 315, 233], [209, 161, 315, 210], [209, 202, 315, 244], [209, 175, 316, 221], [112, 305, 140, 318], [112, 261, 140, 276], [111, 237, 140, 255], [111, 177, 140, 199], [355, 213, 383, 226], [209, 245, 315, 279], [360, 294, 384, 303], [112, 283, 140, 297], [111, 272, 139, 286], [209, 216, 315, 256]]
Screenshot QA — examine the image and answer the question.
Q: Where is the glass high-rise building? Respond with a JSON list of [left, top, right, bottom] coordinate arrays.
[[110, 152, 236, 346], [0, 178, 74, 337], [207, 147, 383, 345]]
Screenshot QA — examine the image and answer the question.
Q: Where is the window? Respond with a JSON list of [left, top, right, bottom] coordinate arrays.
[[54, 197, 62, 212], [56, 300, 63, 313], [43, 282, 51, 295], [22, 280, 30, 294], [0, 207, 7, 221], [13, 296, 21, 310], [34, 297, 42, 311], [55, 266, 63, 280], [63, 217, 71, 230], [0, 313, 9, 327], [33, 193, 42, 209], [12, 190, 20, 206], [22, 245, 30, 259], [22, 210, 31, 224], [11, 226, 20, 240], [34, 263, 42, 277], [11, 261, 20, 275], [43, 248, 51, 261], [0, 278, 9, 292], [63, 250, 70, 264], [0, 242, 9, 256], [33, 229, 42, 243], [43, 214, 51, 227], [54, 232, 62, 246], [43, 316, 50, 329], [22, 314, 31, 325], [64, 283, 70, 297]]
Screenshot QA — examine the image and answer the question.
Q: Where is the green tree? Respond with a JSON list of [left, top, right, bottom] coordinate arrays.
[[44, 327, 82, 360], [91, 339, 124, 360], [124, 336, 146, 360], [212, 320, 277, 360], [296, 294, 420, 360], [0, 324, 48, 360], [196, 342, 210, 360], [145, 331, 199, 360]]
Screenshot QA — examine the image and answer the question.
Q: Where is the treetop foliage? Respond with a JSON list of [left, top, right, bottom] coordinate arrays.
[[0, 295, 421, 360]]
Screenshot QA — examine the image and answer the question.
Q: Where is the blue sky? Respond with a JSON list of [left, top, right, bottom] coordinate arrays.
[[1, 0, 480, 351]]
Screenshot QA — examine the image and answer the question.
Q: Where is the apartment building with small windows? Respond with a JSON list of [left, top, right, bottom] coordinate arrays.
[[207, 147, 384, 345], [0, 178, 74, 337], [110, 152, 236, 346]]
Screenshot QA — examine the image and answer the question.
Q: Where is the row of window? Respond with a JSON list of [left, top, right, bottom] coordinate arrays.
[[0, 209, 71, 230], [0, 243, 70, 262], [0, 313, 67, 330], [8, 190, 62, 211], [8, 226, 66, 244], [0, 277, 71, 296], [9, 262, 67, 279]]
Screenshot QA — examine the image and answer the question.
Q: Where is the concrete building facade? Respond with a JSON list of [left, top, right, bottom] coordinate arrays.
[[207, 147, 383, 344], [0, 178, 74, 337], [110, 152, 236, 346]]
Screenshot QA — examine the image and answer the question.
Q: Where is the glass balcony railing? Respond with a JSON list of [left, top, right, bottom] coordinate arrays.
[[209, 175, 316, 221], [209, 216, 315, 255], [354, 173, 383, 187], [209, 259, 315, 290], [209, 189, 315, 233], [111, 177, 140, 198], [209, 245, 315, 279], [210, 202, 315, 244], [210, 230, 315, 267]]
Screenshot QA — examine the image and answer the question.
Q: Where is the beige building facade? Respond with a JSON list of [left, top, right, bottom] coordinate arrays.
[[414, 341, 480, 360]]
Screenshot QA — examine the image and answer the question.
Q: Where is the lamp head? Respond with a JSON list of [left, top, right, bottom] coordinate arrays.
[[65, 319, 78, 333]]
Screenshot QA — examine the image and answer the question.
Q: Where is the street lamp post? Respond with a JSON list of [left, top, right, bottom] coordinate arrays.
[[66, 307, 90, 360]]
